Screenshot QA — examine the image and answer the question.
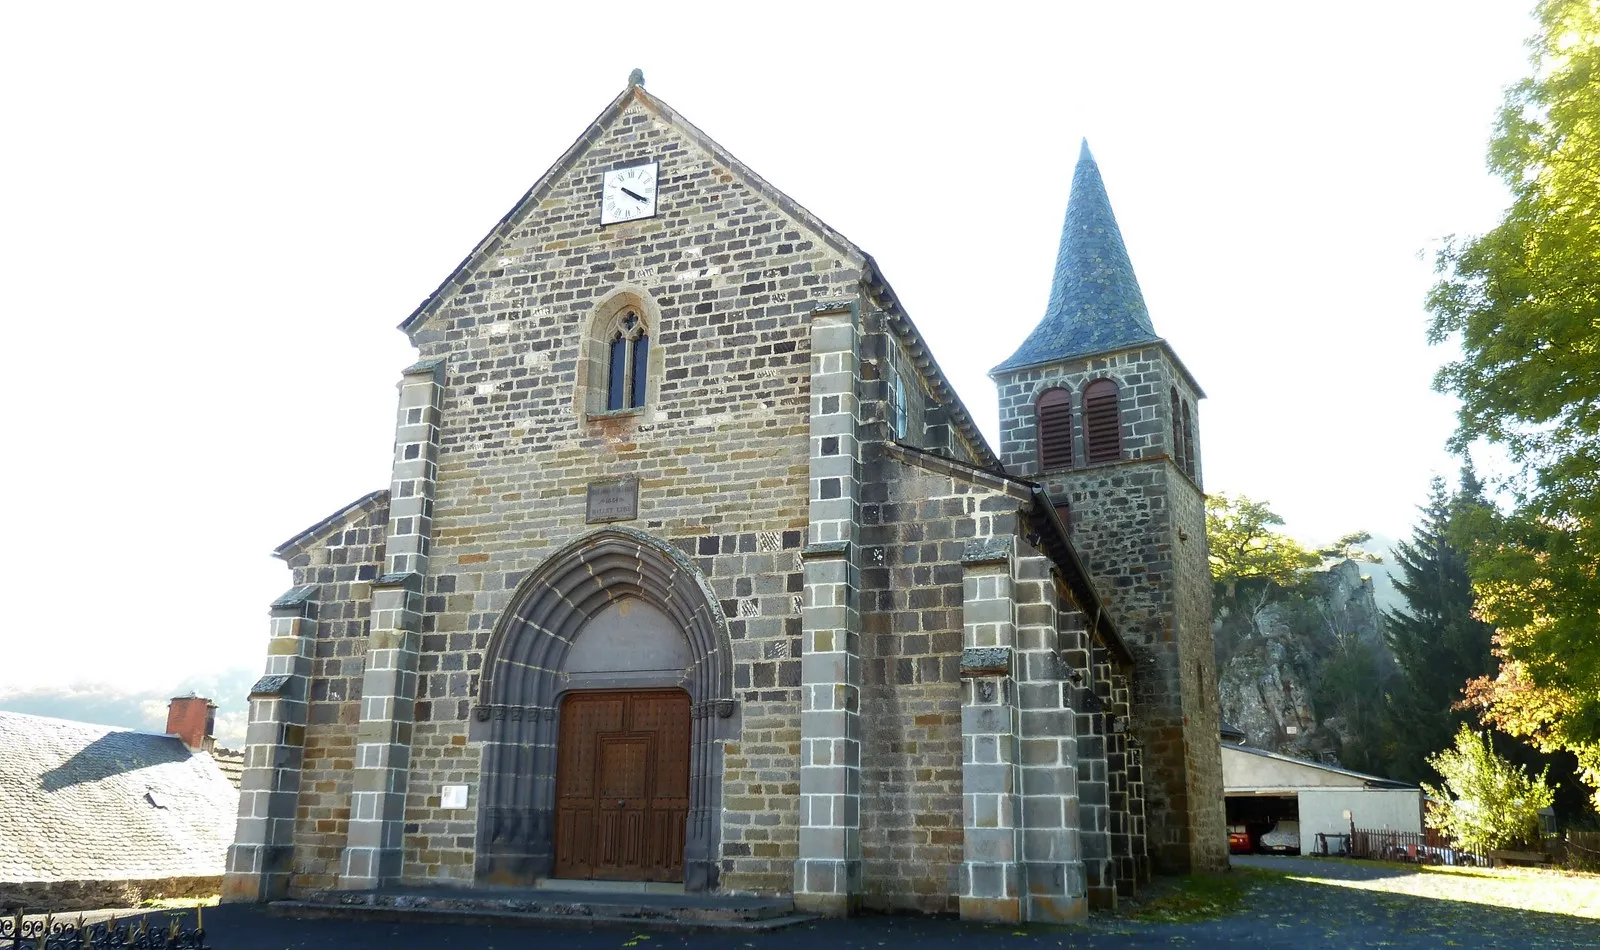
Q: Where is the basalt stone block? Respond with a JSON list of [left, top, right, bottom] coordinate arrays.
[[961, 537, 1012, 565], [960, 646, 1012, 677]]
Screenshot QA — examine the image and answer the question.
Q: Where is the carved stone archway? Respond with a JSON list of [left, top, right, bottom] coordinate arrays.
[[472, 527, 736, 891]]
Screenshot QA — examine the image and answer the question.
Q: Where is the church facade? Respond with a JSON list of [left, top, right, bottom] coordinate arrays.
[[223, 78, 1224, 923]]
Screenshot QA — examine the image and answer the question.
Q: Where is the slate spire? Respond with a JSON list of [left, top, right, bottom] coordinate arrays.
[[992, 140, 1159, 373]]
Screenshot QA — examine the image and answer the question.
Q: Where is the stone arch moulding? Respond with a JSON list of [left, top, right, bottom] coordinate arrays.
[[470, 526, 736, 892], [573, 284, 666, 426]]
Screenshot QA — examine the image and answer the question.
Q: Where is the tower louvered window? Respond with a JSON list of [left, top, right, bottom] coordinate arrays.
[[1036, 388, 1073, 471], [1082, 378, 1121, 464]]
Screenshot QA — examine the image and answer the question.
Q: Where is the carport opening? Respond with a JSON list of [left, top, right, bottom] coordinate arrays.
[[1227, 794, 1299, 855]]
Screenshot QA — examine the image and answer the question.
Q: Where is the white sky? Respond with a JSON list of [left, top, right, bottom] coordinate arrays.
[[1, 2, 1534, 699]]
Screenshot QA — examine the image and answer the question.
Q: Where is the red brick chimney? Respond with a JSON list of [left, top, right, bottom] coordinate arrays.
[[167, 695, 217, 752]]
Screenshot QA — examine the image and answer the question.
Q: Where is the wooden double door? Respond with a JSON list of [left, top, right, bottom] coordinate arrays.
[[554, 689, 690, 882]]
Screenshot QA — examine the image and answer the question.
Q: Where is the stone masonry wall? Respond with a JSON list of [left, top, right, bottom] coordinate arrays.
[[856, 461, 1019, 912], [277, 503, 387, 893], [0, 877, 223, 914], [1168, 458, 1225, 871], [392, 95, 862, 889], [994, 346, 1223, 873]]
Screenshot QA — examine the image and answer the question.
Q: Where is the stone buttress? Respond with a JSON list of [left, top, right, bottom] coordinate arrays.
[[339, 358, 445, 887], [794, 300, 866, 914], [222, 585, 317, 901]]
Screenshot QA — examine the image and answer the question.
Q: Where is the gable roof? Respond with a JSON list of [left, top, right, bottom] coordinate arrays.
[[274, 489, 389, 561], [993, 141, 1161, 374], [1221, 742, 1417, 791], [0, 712, 238, 884], [399, 82, 865, 339], [392, 79, 1005, 482]]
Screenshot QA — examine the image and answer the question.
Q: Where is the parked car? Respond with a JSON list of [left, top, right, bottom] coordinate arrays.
[[1228, 824, 1253, 854], [1259, 820, 1301, 855]]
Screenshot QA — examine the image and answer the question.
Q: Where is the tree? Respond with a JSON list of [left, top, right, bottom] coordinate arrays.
[[1206, 494, 1319, 589], [1206, 495, 1320, 661], [1426, 0, 1600, 808], [1381, 473, 1496, 783], [1317, 531, 1384, 565], [1424, 726, 1555, 853]]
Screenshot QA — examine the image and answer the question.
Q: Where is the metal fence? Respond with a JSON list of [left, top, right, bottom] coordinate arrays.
[[0, 911, 208, 950], [1350, 827, 1487, 866]]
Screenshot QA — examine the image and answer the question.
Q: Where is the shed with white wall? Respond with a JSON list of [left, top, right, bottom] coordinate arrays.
[[1222, 743, 1421, 854]]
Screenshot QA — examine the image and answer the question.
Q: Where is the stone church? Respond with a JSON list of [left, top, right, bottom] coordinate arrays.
[[224, 76, 1225, 923]]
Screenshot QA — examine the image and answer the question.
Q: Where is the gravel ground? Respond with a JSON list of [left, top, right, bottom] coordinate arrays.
[[135, 860, 1600, 950]]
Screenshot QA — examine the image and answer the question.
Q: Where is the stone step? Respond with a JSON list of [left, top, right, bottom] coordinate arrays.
[[271, 886, 811, 933]]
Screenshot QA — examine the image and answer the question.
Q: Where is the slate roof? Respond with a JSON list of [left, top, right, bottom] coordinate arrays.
[[0, 712, 238, 883], [993, 141, 1161, 373]]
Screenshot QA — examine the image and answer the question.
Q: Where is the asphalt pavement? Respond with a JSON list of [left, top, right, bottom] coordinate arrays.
[[180, 860, 1597, 950]]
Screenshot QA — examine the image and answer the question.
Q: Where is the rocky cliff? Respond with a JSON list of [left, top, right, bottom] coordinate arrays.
[[1215, 559, 1392, 766]]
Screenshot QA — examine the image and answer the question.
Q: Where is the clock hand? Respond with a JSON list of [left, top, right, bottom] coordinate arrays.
[[621, 187, 648, 202]]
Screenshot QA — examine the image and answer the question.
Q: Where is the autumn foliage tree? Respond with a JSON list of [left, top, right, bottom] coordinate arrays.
[[1427, 0, 1600, 807]]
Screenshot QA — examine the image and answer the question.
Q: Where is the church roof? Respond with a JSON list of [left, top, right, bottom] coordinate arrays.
[[992, 141, 1161, 374], [274, 488, 389, 560]]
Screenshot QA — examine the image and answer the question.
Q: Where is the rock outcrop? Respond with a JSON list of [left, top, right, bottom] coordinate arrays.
[[1215, 559, 1390, 764]]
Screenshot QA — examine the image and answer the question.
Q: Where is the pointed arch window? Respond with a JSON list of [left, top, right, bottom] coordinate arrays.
[[606, 309, 650, 411], [1170, 387, 1189, 473], [1082, 378, 1121, 464], [1181, 400, 1195, 479], [1036, 387, 1073, 471]]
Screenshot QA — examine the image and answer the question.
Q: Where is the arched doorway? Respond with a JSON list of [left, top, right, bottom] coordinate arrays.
[[472, 528, 735, 891]]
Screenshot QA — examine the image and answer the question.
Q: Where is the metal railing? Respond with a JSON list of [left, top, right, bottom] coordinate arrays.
[[0, 911, 208, 950]]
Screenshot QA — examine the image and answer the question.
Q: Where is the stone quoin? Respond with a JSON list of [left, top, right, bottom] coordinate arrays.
[[223, 75, 1225, 922]]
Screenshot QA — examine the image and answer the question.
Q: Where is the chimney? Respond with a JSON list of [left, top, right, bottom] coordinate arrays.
[[167, 695, 217, 753]]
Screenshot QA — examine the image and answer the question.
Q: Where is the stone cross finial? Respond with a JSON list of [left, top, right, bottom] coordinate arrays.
[[628, 68, 645, 87]]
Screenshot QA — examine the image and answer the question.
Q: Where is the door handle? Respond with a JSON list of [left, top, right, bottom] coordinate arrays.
[[616, 799, 625, 807]]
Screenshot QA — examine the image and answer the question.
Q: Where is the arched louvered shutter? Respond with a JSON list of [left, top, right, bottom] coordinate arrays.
[[1083, 378, 1122, 464], [1036, 388, 1073, 471]]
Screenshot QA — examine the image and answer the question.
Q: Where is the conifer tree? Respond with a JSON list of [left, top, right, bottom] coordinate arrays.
[[1382, 471, 1493, 783]]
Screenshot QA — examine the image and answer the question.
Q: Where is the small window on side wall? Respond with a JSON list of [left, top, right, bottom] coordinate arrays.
[[1082, 378, 1121, 464], [1037, 387, 1073, 471]]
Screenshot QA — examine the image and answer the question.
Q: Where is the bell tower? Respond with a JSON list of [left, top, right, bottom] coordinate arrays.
[[991, 142, 1225, 873]]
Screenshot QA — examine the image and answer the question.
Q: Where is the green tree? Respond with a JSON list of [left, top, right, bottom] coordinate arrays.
[[1206, 494, 1320, 664], [1381, 472, 1495, 783], [1205, 494, 1319, 590], [1424, 726, 1555, 853], [1426, 0, 1600, 808]]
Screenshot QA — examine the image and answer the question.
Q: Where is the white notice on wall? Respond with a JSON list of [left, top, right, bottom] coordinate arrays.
[[441, 785, 469, 810]]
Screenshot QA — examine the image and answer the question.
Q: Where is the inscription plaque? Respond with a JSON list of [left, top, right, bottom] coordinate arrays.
[[586, 477, 639, 524]]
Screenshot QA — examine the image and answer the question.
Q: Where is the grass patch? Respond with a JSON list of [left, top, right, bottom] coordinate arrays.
[[136, 897, 218, 910], [1123, 867, 1283, 923]]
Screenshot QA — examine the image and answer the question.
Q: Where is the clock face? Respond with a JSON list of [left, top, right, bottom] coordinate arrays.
[[600, 162, 659, 225]]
